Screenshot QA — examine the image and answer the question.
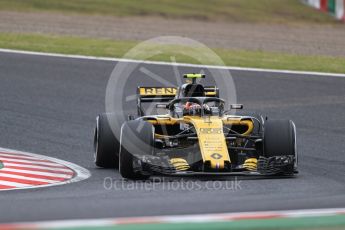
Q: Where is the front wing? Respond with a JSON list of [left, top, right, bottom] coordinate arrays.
[[134, 155, 296, 177]]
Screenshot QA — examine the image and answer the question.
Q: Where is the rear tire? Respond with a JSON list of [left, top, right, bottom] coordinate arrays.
[[264, 119, 297, 168], [94, 113, 122, 168], [119, 120, 153, 180]]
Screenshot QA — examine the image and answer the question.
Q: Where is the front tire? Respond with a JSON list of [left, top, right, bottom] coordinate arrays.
[[94, 113, 122, 168], [264, 119, 297, 170]]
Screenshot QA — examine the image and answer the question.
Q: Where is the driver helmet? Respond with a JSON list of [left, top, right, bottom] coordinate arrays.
[[183, 102, 211, 115]]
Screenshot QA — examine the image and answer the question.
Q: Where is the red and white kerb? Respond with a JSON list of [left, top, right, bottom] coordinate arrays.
[[0, 148, 90, 191]]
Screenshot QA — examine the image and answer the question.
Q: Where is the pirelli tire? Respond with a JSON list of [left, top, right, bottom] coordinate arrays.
[[94, 113, 123, 168], [263, 119, 298, 169], [119, 120, 154, 180]]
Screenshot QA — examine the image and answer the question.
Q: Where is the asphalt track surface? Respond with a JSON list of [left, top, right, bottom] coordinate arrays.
[[0, 51, 344, 223]]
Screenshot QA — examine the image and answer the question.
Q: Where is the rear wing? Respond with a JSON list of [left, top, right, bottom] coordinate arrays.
[[137, 86, 219, 116], [138, 87, 177, 102]]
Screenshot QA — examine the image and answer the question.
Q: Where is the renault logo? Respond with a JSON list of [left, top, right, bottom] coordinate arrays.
[[211, 153, 222, 159]]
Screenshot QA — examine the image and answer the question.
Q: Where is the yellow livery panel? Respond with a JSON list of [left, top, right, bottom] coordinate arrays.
[[185, 116, 231, 169]]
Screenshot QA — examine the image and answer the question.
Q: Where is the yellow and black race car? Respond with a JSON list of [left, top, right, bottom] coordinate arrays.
[[94, 74, 298, 180]]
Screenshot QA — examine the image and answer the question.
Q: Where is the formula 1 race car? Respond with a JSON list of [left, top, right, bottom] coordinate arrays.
[[94, 74, 298, 180]]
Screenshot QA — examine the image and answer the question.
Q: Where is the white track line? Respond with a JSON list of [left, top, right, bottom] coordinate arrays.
[[2, 207, 345, 229], [0, 48, 344, 78], [0, 173, 60, 183], [2, 163, 73, 172]]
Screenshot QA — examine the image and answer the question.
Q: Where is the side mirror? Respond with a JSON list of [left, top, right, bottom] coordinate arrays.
[[230, 104, 243, 110]]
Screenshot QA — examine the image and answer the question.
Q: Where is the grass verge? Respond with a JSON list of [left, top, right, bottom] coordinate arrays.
[[15, 214, 345, 230], [1, 33, 344, 73], [0, 0, 336, 24]]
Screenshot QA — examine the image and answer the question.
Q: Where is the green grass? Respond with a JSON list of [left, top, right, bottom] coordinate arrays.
[[0, 0, 336, 24], [19, 214, 345, 230], [1, 33, 344, 73]]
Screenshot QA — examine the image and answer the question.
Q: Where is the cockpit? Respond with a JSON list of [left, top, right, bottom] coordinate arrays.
[[168, 97, 225, 118]]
